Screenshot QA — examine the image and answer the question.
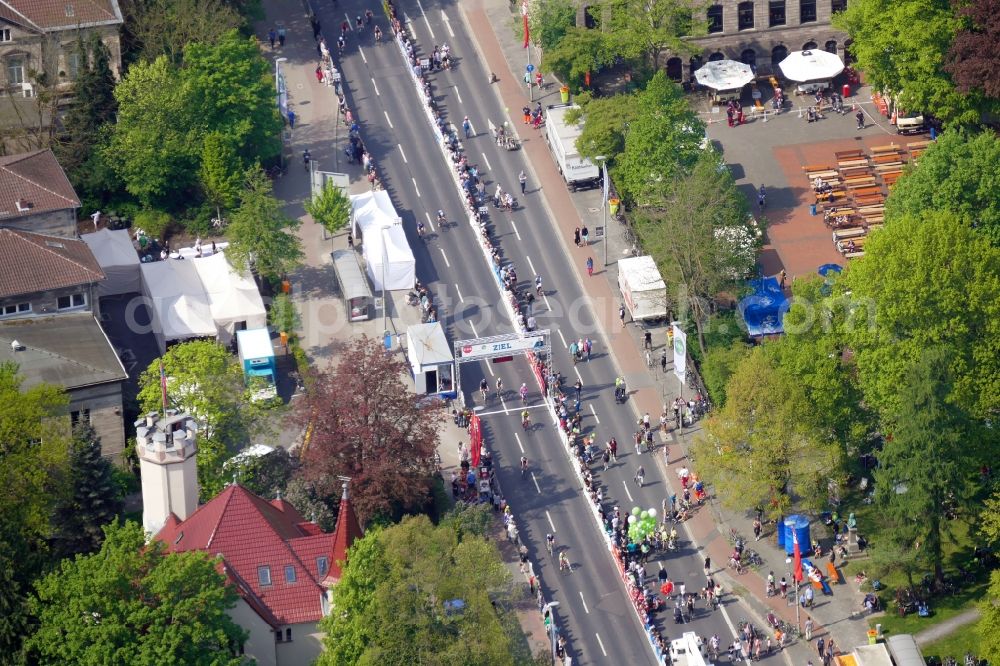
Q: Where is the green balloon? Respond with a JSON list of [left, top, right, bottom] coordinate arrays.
[[632, 506, 641, 516]]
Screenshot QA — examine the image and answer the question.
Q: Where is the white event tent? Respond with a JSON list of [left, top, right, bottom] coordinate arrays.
[[350, 190, 415, 291], [81, 228, 141, 296], [140, 252, 266, 353]]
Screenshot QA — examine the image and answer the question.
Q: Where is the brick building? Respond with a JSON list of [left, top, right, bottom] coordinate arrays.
[[0, 149, 80, 237]]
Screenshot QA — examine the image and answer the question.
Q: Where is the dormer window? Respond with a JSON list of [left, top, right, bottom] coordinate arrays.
[[65, 4, 75, 17], [258, 565, 271, 586], [316, 556, 329, 577], [284, 565, 296, 583]]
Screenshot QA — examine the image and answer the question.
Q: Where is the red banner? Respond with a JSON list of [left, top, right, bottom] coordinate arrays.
[[469, 414, 482, 467], [792, 530, 804, 583], [523, 14, 529, 48]]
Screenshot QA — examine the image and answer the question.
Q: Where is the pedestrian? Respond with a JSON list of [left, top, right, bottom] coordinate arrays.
[[806, 585, 814, 607], [644, 330, 652, 349], [619, 304, 627, 327], [573, 227, 581, 246], [522, 105, 531, 124], [310, 14, 321, 39], [581, 225, 589, 245], [347, 232, 354, 249], [584, 337, 592, 361], [753, 518, 762, 541], [817, 637, 825, 657], [268, 28, 276, 49], [704, 557, 711, 575], [780, 576, 788, 597], [779, 268, 787, 289], [287, 109, 296, 128], [661, 351, 667, 373], [315, 65, 323, 84], [519, 170, 527, 193], [800, 591, 807, 608], [535, 71, 543, 89], [805, 616, 813, 641], [856, 109, 864, 129], [463, 116, 472, 138], [586, 257, 594, 276], [277, 25, 286, 46]]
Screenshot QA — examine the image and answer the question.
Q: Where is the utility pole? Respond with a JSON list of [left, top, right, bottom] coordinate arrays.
[[598, 157, 608, 266]]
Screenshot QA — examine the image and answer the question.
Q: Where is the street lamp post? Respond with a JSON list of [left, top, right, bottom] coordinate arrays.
[[542, 601, 560, 664], [274, 57, 288, 169], [785, 557, 801, 632], [597, 157, 608, 267]]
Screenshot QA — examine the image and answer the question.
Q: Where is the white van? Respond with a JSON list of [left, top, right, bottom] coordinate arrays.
[[895, 111, 925, 135], [669, 632, 712, 666]]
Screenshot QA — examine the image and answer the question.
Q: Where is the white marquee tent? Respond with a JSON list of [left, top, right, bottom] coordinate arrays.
[[81, 228, 141, 296], [350, 191, 415, 291], [140, 252, 267, 353]]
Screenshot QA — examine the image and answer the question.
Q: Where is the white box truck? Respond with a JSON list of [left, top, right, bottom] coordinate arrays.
[[618, 255, 668, 322], [545, 104, 601, 191], [669, 632, 712, 666]]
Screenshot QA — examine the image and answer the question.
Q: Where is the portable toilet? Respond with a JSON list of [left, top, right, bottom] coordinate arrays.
[[783, 514, 811, 556], [237, 328, 277, 399]]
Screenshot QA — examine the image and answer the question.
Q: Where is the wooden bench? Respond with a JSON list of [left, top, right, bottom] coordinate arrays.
[[845, 250, 865, 259], [855, 196, 885, 207], [833, 227, 867, 241], [845, 177, 877, 188], [870, 143, 901, 154], [802, 164, 833, 173], [873, 153, 905, 164], [838, 158, 869, 169], [907, 140, 932, 151], [851, 186, 882, 197], [827, 562, 841, 583], [835, 149, 865, 160], [805, 169, 839, 180]]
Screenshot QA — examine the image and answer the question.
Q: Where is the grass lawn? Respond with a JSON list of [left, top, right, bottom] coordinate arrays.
[[922, 624, 982, 661]]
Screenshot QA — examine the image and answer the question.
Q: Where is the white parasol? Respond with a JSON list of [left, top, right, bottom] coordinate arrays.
[[693, 59, 755, 91], [778, 50, 845, 82]]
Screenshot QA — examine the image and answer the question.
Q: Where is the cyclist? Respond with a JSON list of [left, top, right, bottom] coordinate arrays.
[[495, 377, 503, 399], [546, 533, 555, 556], [521, 409, 530, 430], [437, 209, 447, 226], [302, 149, 312, 170], [520, 456, 528, 476], [519, 382, 529, 404], [365, 9, 373, 24], [355, 15, 363, 31], [634, 465, 645, 487], [535, 275, 543, 296], [374, 25, 383, 42], [337, 35, 345, 55], [479, 378, 489, 401], [559, 552, 569, 572], [758, 184, 766, 210], [416, 220, 426, 238]]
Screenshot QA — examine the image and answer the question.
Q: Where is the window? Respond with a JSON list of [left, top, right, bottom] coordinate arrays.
[[285, 628, 292, 642], [66, 50, 82, 79], [6, 56, 24, 85], [800, 0, 817, 22], [275, 630, 282, 643], [738, 2, 754, 30], [57, 293, 86, 310], [768, 0, 786, 25], [825, 40, 838, 54], [316, 556, 329, 577], [284, 565, 296, 583], [0, 302, 30, 317], [0, 30, 10, 42], [831, 0, 847, 11], [70, 409, 90, 427], [258, 566, 272, 586], [741, 49, 757, 68], [803, 41, 818, 50], [771, 45, 789, 69], [707, 5, 723, 33], [709, 52, 725, 62]]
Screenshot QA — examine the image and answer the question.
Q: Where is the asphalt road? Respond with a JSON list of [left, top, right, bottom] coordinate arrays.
[[313, 0, 742, 662]]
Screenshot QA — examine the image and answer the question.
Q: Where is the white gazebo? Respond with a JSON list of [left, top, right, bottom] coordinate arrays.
[[694, 59, 755, 93], [405, 323, 455, 398], [778, 50, 844, 83]]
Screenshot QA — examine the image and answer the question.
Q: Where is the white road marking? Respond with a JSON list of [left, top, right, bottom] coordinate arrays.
[[455, 284, 465, 303], [442, 10, 455, 37], [557, 329, 567, 347], [511, 220, 522, 241], [482, 152, 492, 170], [345, 13, 352, 28], [589, 404, 600, 424], [579, 592, 590, 614], [454, 84, 463, 103], [658, 561, 664, 570], [412, 177, 421, 197], [545, 510, 557, 532], [543, 293, 551, 310], [471, 323, 495, 377], [622, 481, 634, 502], [470, 322, 478, 336], [531, 472, 541, 494], [526, 255, 537, 275], [595, 634, 608, 656], [499, 395, 509, 414], [384, 110, 394, 128], [425, 210, 435, 232], [359, 46, 367, 64], [416, 0, 436, 39], [403, 13, 418, 41], [371, 77, 380, 95], [515, 432, 524, 453], [439, 248, 451, 267], [399, 144, 408, 163], [478, 404, 546, 417], [574, 366, 583, 382]]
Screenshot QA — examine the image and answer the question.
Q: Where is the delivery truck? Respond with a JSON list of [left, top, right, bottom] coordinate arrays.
[[544, 104, 601, 191], [618, 255, 668, 322]]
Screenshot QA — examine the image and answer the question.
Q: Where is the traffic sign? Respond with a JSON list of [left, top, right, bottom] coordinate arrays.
[[526, 64, 535, 73]]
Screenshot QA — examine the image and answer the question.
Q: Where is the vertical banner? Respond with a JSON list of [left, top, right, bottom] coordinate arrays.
[[672, 323, 687, 385], [469, 414, 482, 467], [602, 162, 609, 208], [521, 0, 530, 48]]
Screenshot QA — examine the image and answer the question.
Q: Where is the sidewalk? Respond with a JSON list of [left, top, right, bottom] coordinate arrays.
[[458, 0, 872, 656]]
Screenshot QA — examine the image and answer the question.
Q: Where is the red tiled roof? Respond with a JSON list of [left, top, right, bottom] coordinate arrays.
[[329, 490, 363, 583], [0, 0, 122, 31], [156, 484, 361, 626], [0, 149, 80, 220], [0, 228, 104, 298]]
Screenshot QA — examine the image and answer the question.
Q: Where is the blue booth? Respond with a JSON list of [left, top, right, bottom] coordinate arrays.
[[783, 514, 812, 556], [237, 328, 277, 400]]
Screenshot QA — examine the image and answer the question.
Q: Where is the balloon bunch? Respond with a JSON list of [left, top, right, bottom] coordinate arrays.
[[627, 506, 658, 543]]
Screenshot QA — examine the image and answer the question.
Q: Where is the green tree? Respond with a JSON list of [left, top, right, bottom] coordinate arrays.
[[268, 293, 300, 338], [137, 341, 268, 498], [525, 0, 577, 50], [700, 340, 751, 406], [304, 181, 352, 236], [873, 348, 984, 583], [284, 476, 339, 532], [542, 27, 615, 90], [200, 131, 244, 216], [49, 424, 124, 560], [980, 491, 1000, 546], [842, 210, 1000, 419], [318, 513, 516, 666], [634, 150, 754, 353], [566, 93, 639, 164], [225, 446, 298, 500], [26, 521, 248, 666], [614, 71, 705, 206], [885, 130, 1000, 245], [832, 0, 989, 125], [980, 570, 1000, 662], [601, 0, 706, 68], [692, 347, 843, 519], [226, 168, 303, 279], [120, 0, 242, 65]]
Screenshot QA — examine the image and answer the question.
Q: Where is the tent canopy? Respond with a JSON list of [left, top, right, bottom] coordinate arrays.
[[738, 276, 790, 336], [81, 228, 141, 296], [778, 50, 844, 82], [365, 224, 415, 291], [694, 59, 755, 91], [140, 252, 266, 352], [406, 322, 453, 372], [351, 190, 400, 238]]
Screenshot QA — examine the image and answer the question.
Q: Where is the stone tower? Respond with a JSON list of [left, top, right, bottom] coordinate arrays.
[[136, 411, 199, 537]]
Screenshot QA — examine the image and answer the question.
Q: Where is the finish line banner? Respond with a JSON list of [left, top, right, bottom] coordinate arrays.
[[672, 323, 687, 385]]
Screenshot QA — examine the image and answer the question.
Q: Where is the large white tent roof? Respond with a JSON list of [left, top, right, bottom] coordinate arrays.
[[194, 252, 267, 339], [81, 228, 141, 296], [351, 190, 400, 237], [778, 49, 845, 82], [406, 322, 452, 371], [694, 59, 755, 91]]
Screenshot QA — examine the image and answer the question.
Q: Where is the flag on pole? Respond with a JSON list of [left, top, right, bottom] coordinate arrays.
[[792, 528, 804, 583], [523, 13, 529, 48], [602, 162, 609, 208], [159, 360, 169, 412]]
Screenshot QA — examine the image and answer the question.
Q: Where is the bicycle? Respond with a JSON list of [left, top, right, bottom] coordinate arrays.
[[520, 457, 528, 478], [546, 535, 555, 557]]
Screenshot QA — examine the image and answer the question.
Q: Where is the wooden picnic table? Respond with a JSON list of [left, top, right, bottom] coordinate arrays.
[[851, 186, 882, 197], [838, 158, 869, 169], [907, 140, 932, 151], [840, 166, 872, 177], [870, 143, 901, 154], [845, 177, 877, 187], [873, 153, 905, 165], [855, 195, 885, 206], [874, 163, 904, 173], [833, 227, 867, 240], [835, 149, 865, 160]]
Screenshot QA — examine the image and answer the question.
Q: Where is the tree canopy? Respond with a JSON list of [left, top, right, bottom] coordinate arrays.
[[692, 347, 843, 519], [304, 181, 352, 236], [980, 570, 1000, 662], [120, 0, 243, 66], [318, 510, 517, 666], [946, 0, 1000, 102], [841, 209, 1000, 419], [298, 336, 441, 523], [26, 521, 248, 666], [225, 168, 303, 279], [884, 130, 1000, 245], [566, 93, 638, 165]]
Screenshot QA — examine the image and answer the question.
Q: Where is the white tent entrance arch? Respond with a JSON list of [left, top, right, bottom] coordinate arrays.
[[452, 330, 552, 409]]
